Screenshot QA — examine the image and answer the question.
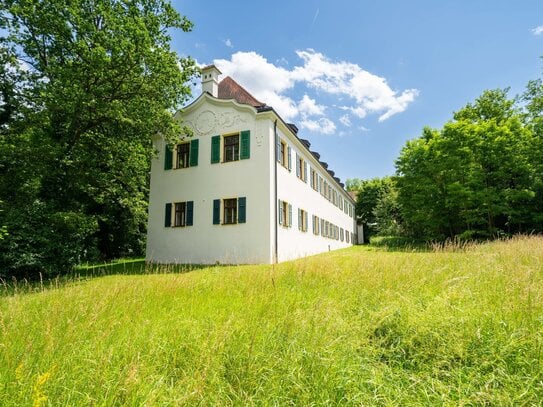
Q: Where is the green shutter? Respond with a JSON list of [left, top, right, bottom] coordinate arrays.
[[298, 208, 302, 230], [186, 201, 194, 226], [278, 200, 282, 225], [164, 144, 173, 170], [189, 139, 199, 167], [240, 130, 250, 159], [213, 199, 220, 224], [238, 197, 246, 223], [304, 211, 308, 232], [287, 147, 292, 171], [164, 203, 172, 227], [211, 135, 220, 164], [296, 153, 300, 177], [303, 162, 308, 182], [276, 137, 281, 162], [288, 204, 292, 228]]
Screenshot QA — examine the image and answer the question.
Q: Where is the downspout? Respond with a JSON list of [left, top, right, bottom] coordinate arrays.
[[273, 119, 278, 264]]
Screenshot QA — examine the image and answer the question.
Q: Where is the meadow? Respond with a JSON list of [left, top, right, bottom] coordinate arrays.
[[0, 236, 542, 405]]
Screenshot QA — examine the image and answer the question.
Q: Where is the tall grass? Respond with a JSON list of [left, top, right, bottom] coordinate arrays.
[[1, 236, 542, 405]]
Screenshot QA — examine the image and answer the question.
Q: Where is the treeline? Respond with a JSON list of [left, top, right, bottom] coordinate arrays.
[[349, 83, 543, 242], [0, 0, 197, 278]]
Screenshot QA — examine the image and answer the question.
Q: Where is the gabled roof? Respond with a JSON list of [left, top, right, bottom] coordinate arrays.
[[218, 76, 266, 108]]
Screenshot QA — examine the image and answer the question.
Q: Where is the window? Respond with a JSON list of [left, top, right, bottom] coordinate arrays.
[[174, 202, 186, 226], [223, 134, 239, 162], [165, 139, 199, 170], [277, 140, 291, 170], [213, 197, 247, 225], [340, 228, 344, 241], [223, 198, 237, 224], [321, 218, 325, 237], [296, 154, 307, 182], [312, 215, 320, 235], [164, 201, 193, 227], [176, 143, 190, 169], [319, 176, 323, 195], [280, 141, 286, 166], [310, 168, 318, 191], [298, 208, 308, 232], [211, 131, 250, 164], [278, 200, 292, 227]]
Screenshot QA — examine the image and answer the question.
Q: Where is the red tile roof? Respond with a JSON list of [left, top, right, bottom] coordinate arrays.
[[218, 76, 265, 108]]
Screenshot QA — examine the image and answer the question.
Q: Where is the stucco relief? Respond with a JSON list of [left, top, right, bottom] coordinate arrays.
[[216, 111, 248, 129], [193, 109, 249, 136], [182, 120, 195, 133], [195, 110, 216, 135], [255, 134, 264, 146]]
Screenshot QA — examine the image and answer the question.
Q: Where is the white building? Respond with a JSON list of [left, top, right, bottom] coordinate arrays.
[[146, 65, 357, 264]]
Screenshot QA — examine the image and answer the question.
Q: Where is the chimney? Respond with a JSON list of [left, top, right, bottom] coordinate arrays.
[[201, 64, 221, 97]]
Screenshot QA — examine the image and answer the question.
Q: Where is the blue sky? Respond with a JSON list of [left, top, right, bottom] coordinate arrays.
[[171, 0, 543, 182]]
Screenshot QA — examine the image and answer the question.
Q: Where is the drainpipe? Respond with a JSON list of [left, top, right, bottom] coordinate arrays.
[[273, 119, 278, 264]]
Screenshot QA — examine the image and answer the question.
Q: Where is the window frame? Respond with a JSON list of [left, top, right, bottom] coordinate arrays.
[[223, 198, 238, 225], [176, 142, 190, 169], [279, 140, 291, 170], [298, 208, 308, 232], [296, 155, 307, 182], [278, 200, 292, 228], [281, 201, 288, 227], [223, 134, 240, 163], [166, 200, 193, 228]]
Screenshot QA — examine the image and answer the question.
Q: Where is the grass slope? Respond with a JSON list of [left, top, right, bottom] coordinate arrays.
[[1, 236, 542, 405]]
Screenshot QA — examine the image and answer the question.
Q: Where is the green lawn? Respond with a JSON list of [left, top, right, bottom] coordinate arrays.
[[1, 236, 542, 405]]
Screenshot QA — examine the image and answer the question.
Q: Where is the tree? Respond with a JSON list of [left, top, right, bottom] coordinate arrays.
[[352, 177, 400, 242], [345, 178, 364, 192], [0, 0, 198, 277], [522, 79, 543, 231], [396, 89, 538, 240]]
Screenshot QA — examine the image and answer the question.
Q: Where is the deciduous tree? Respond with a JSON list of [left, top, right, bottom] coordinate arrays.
[[0, 0, 197, 276]]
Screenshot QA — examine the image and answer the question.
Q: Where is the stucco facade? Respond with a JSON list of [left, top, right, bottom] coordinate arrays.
[[146, 66, 356, 264]]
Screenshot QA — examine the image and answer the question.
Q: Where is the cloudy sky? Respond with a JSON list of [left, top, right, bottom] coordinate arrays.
[[171, 0, 543, 181]]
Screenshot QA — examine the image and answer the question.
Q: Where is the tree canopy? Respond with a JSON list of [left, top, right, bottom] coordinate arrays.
[[352, 80, 543, 244], [0, 0, 197, 277]]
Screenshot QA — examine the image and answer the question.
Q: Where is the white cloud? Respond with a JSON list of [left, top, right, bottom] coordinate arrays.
[[300, 117, 336, 135], [224, 38, 234, 48], [298, 94, 325, 117], [293, 49, 418, 121], [532, 26, 543, 35], [339, 114, 351, 127], [213, 49, 417, 131], [215, 51, 298, 119]]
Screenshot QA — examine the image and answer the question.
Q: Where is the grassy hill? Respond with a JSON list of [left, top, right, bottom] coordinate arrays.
[[1, 236, 542, 405]]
